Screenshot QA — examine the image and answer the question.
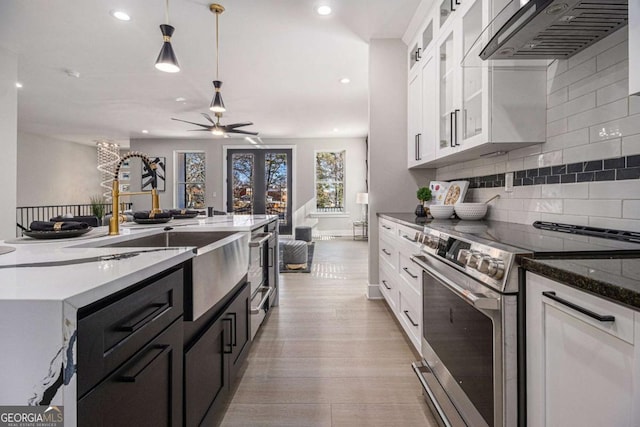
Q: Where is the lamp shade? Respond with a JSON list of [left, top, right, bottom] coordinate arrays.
[[155, 24, 180, 73], [356, 192, 369, 204], [210, 80, 226, 112]]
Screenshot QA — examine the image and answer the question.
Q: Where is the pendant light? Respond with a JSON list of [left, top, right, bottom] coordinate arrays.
[[155, 0, 180, 73], [209, 3, 226, 113]]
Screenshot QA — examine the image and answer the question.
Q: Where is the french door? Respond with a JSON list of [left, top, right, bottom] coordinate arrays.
[[226, 148, 292, 235]]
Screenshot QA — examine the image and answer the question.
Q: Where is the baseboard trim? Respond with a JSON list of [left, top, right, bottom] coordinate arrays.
[[367, 283, 383, 299]]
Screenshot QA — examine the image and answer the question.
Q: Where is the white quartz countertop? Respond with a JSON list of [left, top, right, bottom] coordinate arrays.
[[0, 214, 277, 307]]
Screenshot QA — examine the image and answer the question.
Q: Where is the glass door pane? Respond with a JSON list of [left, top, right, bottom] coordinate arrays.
[[231, 153, 254, 214], [440, 0, 453, 27], [265, 153, 289, 230], [463, 0, 483, 140], [439, 32, 455, 150]]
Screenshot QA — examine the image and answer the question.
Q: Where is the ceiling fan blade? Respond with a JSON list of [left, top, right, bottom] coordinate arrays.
[[225, 122, 254, 128], [171, 118, 211, 128], [188, 129, 215, 132], [200, 113, 215, 124], [225, 129, 259, 136]]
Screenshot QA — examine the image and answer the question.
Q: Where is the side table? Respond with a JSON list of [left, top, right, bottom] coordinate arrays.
[[352, 220, 368, 240]]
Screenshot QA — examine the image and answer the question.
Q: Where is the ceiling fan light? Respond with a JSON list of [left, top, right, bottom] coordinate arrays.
[[209, 80, 226, 112], [155, 25, 180, 73], [211, 128, 225, 136]]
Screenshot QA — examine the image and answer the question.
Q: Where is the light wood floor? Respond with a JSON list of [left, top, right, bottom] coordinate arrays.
[[221, 237, 438, 426]]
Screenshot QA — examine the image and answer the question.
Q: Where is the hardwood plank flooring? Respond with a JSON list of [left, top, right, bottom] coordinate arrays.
[[221, 237, 437, 426]]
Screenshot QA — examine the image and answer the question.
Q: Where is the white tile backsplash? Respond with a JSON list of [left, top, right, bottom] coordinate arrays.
[[435, 29, 640, 232]]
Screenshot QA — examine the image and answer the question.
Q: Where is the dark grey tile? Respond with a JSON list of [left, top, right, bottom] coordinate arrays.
[[478, 182, 486, 188], [552, 165, 567, 175], [584, 160, 603, 172], [534, 177, 546, 185], [515, 170, 526, 179], [595, 170, 615, 181], [513, 178, 523, 186], [627, 155, 640, 168], [497, 173, 505, 181], [567, 162, 584, 173], [538, 167, 551, 177], [527, 168, 539, 177], [577, 172, 595, 182], [604, 157, 625, 169], [492, 181, 503, 188], [546, 175, 560, 184], [616, 167, 640, 180], [522, 177, 534, 186], [561, 173, 577, 183]]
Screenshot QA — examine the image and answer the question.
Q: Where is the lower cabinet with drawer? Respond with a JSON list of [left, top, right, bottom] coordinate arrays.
[[526, 272, 640, 427], [77, 266, 185, 427], [183, 280, 251, 427]]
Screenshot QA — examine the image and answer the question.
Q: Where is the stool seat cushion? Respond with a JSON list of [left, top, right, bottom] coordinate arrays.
[[294, 226, 313, 242], [282, 240, 308, 265]]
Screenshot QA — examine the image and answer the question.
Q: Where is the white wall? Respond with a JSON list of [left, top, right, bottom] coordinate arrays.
[[129, 137, 367, 234], [0, 48, 17, 240], [437, 28, 640, 232], [368, 38, 436, 290], [16, 132, 102, 206]]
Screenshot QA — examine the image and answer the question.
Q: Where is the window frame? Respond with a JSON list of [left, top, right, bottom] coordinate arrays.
[[173, 150, 206, 209], [314, 149, 346, 214]]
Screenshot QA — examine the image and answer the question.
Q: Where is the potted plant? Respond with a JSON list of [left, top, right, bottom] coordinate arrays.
[[415, 187, 432, 218], [90, 195, 106, 221]]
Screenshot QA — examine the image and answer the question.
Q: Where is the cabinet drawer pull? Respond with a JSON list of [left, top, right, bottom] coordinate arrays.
[[449, 111, 455, 147], [404, 310, 419, 327], [403, 267, 418, 279], [542, 291, 615, 322], [417, 134, 422, 160], [453, 109, 460, 146], [118, 302, 170, 333], [120, 345, 170, 383], [222, 318, 233, 354], [382, 225, 392, 230], [227, 312, 237, 347], [402, 235, 415, 242], [382, 280, 392, 290], [382, 248, 391, 256]]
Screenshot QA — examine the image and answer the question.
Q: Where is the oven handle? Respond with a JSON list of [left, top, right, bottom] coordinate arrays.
[[411, 361, 453, 427], [249, 233, 272, 247], [250, 286, 274, 314], [411, 255, 500, 311]]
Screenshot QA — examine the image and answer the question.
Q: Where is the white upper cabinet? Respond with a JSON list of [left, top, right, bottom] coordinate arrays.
[[406, 0, 547, 168], [631, 0, 639, 96]]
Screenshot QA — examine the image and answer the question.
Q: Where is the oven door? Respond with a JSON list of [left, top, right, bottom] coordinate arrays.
[[411, 254, 516, 427]]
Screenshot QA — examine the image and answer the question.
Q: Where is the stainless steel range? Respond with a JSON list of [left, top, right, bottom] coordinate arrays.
[[410, 220, 640, 427]]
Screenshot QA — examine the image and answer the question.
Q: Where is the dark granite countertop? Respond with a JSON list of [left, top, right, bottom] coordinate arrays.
[[521, 257, 640, 311], [377, 212, 429, 231]]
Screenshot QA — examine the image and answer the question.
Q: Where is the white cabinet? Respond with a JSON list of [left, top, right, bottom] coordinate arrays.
[[406, 0, 546, 168], [526, 272, 640, 427], [377, 217, 423, 353], [631, 0, 640, 96], [408, 21, 437, 168]]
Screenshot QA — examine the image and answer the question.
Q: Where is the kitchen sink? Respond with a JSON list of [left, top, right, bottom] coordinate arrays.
[[85, 230, 249, 321]]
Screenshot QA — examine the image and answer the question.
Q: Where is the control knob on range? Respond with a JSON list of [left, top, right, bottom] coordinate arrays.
[[467, 252, 483, 268], [457, 249, 471, 264], [487, 259, 505, 279], [477, 255, 493, 273]]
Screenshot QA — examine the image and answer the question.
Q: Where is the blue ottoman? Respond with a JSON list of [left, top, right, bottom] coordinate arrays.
[[282, 240, 308, 269], [294, 226, 313, 242]]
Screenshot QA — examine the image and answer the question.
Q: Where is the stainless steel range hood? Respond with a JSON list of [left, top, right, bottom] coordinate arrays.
[[479, 0, 628, 60]]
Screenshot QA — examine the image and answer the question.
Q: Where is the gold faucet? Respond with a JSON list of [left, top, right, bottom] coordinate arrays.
[[109, 152, 162, 235]]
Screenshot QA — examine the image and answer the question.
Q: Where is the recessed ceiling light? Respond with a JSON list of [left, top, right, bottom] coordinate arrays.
[[340, 77, 350, 84], [110, 10, 131, 21], [15, 82, 23, 88], [142, 130, 149, 134], [316, 5, 332, 15], [333, 128, 339, 132], [175, 97, 186, 102]]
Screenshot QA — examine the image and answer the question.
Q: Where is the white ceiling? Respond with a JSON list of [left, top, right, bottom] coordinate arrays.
[[0, 0, 420, 146]]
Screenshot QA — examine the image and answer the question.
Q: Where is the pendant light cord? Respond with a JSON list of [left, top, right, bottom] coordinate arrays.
[[165, 0, 170, 24], [215, 11, 220, 79]]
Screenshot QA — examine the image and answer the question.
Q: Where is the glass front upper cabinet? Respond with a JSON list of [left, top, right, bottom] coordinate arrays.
[[439, 31, 455, 150], [462, 0, 483, 141]]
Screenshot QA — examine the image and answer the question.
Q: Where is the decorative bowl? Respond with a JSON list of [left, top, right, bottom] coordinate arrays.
[[454, 203, 488, 220], [429, 205, 455, 219]]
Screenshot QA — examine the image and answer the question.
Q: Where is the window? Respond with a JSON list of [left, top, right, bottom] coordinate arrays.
[[176, 152, 206, 209], [315, 151, 345, 212]]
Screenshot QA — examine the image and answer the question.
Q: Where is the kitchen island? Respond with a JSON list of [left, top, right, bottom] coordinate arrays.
[[0, 214, 277, 426]]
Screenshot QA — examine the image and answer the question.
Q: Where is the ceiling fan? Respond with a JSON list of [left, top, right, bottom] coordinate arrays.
[[171, 113, 258, 136]]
